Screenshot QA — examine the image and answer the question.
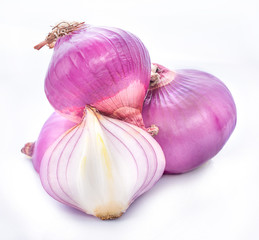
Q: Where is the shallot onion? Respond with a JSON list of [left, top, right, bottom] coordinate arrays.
[[35, 22, 151, 129], [23, 108, 165, 219], [142, 64, 237, 174]]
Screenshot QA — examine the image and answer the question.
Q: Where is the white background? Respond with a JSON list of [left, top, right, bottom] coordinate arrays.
[[1, 0, 259, 239]]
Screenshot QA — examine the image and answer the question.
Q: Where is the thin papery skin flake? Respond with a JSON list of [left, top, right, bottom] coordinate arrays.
[[39, 108, 165, 219], [142, 64, 237, 174], [32, 112, 76, 172], [45, 25, 151, 128]]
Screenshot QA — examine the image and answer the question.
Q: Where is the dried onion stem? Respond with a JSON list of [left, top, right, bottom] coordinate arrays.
[[34, 21, 86, 50]]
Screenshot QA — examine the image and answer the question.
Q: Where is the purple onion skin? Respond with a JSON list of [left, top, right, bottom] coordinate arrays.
[[142, 64, 237, 174], [32, 113, 76, 172], [45, 25, 151, 128]]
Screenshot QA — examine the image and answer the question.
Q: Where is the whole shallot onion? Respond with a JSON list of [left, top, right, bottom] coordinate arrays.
[[142, 64, 237, 174], [35, 22, 151, 128]]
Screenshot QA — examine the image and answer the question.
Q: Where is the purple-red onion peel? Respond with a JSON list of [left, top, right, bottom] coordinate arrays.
[[35, 22, 151, 130], [142, 64, 237, 173]]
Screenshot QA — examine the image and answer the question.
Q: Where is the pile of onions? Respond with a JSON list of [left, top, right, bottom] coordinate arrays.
[[22, 21, 236, 220]]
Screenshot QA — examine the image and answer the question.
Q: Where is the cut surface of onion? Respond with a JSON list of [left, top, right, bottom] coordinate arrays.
[[143, 64, 237, 174], [30, 113, 76, 172], [39, 108, 165, 219]]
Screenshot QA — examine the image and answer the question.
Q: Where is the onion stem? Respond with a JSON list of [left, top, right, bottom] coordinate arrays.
[[34, 21, 86, 50]]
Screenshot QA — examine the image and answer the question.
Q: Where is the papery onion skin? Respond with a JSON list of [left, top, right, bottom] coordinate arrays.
[[30, 113, 76, 172], [43, 24, 151, 128], [33, 108, 165, 219], [142, 64, 237, 174]]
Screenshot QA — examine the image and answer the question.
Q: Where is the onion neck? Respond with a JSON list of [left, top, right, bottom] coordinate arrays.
[[150, 63, 175, 90], [34, 21, 86, 50]]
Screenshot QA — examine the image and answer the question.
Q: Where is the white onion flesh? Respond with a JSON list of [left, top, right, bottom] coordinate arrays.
[[39, 108, 165, 220]]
